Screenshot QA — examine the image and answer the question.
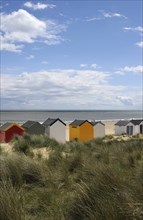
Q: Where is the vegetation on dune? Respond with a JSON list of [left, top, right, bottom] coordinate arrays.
[[0, 135, 143, 220]]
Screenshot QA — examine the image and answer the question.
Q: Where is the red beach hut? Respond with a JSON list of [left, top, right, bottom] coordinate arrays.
[[0, 122, 24, 143]]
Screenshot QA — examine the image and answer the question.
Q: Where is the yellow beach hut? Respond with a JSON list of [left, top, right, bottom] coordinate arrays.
[[69, 120, 94, 141]]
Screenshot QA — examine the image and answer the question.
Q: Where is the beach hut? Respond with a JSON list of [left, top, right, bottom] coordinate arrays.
[[43, 118, 66, 143], [22, 120, 45, 135], [0, 122, 24, 143], [130, 119, 143, 134], [115, 120, 136, 135], [115, 120, 130, 135], [91, 121, 105, 138], [69, 120, 93, 141]]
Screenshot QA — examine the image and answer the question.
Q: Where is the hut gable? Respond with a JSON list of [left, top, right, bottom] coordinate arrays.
[[91, 121, 105, 126], [69, 120, 93, 141], [0, 122, 24, 143], [43, 118, 66, 127], [70, 120, 93, 127], [43, 118, 66, 143]]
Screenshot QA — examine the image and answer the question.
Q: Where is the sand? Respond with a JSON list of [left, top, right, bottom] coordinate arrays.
[[102, 120, 117, 135], [0, 143, 13, 153]]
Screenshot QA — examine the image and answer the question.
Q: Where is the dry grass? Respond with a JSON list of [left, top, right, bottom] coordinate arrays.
[[0, 135, 143, 220]]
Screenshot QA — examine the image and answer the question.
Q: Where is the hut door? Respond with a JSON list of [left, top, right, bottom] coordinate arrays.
[[126, 126, 133, 135], [140, 125, 143, 134]]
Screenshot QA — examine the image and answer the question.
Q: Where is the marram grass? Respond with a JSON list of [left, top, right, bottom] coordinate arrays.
[[0, 135, 143, 219]]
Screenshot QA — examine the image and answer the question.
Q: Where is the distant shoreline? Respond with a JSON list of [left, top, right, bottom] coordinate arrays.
[[0, 109, 142, 112]]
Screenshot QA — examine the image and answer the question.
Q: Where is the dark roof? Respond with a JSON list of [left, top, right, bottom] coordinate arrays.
[[22, 120, 37, 128], [130, 119, 143, 125], [0, 122, 13, 131], [115, 120, 130, 126], [43, 118, 66, 127], [91, 121, 105, 126], [70, 120, 93, 126]]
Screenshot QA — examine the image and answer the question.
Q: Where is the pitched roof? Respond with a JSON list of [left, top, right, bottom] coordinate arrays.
[[0, 122, 24, 131], [70, 120, 93, 126], [22, 120, 37, 128], [43, 118, 66, 127], [130, 119, 143, 125], [91, 121, 105, 126], [0, 122, 13, 131], [115, 120, 130, 126]]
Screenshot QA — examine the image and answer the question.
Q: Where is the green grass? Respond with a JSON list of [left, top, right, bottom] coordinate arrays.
[[0, 135, 143, 219]]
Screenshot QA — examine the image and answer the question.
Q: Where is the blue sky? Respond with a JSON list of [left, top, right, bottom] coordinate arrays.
[[1, 0, 143, 110]]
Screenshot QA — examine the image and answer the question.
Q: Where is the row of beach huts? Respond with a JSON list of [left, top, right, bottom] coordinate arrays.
[[0, 118, 143, 143]]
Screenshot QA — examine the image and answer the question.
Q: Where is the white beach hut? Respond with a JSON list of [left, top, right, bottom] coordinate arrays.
[[115, 120, 138, 135], [130, 119, 143, 134], [43, 118, 66, 143], [91, 121, 105, 138], [115, 120, 130, 135]]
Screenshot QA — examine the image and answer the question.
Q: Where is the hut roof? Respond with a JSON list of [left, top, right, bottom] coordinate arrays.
[[130, 119, 143, 125], [115, 120, 130, 126], [43, 118, 66, 127], [22, 120, 38, 128], [91, 121, 105, 126], [0, 122, 24, 131], [70, 120, 93, 126], [0, 122, 13, 131]]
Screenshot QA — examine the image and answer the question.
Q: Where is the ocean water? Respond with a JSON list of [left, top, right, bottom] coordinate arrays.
[[0, 110, 142, 124]]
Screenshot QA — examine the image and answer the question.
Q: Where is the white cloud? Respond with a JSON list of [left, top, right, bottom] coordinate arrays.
[[80, 63, 98, 69], [26, 55, 34, 60], [136, 41, 143, 48], [85, 17, 101, 22], [116, 65, 143, 74], [124, 27, 143, 48], [80, 64, 88, 68], [1, 69, 129, 109], [0, 9, 67, 52], [101, 11, 127, 19], [24, 2, 56, 10], [42, 61, 48, 64], [91, 64, 97, 69], [124, 26, 143, 33], [1, 69, 142, 109], [85, 11, 127, 22], [0, 35, 23, 52], [116, 96, 133, 105]]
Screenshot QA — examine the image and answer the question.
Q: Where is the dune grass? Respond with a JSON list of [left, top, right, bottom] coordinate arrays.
[[0, 135, 143, 219]]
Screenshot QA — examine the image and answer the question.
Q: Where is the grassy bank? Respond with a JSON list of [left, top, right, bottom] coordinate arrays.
[[0, 135, 143, 220]]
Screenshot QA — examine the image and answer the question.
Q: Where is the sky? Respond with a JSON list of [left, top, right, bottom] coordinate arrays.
[[0, 0, 143, 110]]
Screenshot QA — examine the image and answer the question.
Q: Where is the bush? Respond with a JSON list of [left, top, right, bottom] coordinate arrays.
[[13, 134, 61, 152]]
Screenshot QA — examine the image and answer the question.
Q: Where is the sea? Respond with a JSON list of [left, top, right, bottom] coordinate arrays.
[[0, 110, 142, 124]]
